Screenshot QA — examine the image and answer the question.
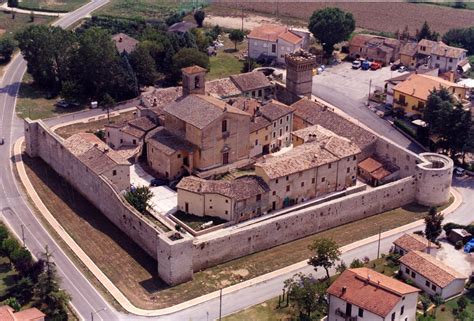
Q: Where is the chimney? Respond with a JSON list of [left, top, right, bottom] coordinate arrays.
[[119, 36, 123, 43], [342, 286, 347, 295], [93, 143, 99, 147]]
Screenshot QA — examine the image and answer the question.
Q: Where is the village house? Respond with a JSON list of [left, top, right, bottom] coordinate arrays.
[[0, 305, 45, 321], [417, 40, 469, 73], [291, 98, 377, 159], [104, 116, 157, 152], [400, 42, 419, 69], [255, 129, 360, 211], [392, 73, 468, 115], [384, 67, 438, 105], [176, 175, 270, 222], [259, 100, 294, 151], [63, 132, 131, 191], [111, 33, 139, 54], [357, 157, 400, 187], [247, 24, 309, 64], [327, 268, 419, 321], [393, 233, 435, 256], [349, 34, 401, 65], [229, 71, 273, 100], [399, 250, 467, 300]]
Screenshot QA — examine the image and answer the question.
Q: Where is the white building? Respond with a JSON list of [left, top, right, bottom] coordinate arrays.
[[327, 268, 419, 321], [417, 39, 469, 73], [399, 250, 467, 300], [247, 24, 308, 64], [392, 233, 435, 256]]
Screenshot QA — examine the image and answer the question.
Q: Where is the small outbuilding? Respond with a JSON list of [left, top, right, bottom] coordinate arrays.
[[448, 228, 472, 245]]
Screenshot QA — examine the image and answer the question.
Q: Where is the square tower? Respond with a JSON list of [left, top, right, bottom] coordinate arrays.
[[285, 50, 316, 98], [182, 65, 207, 96]]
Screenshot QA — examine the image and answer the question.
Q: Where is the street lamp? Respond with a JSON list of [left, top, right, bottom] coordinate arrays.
[[91, 307, 106, 321]]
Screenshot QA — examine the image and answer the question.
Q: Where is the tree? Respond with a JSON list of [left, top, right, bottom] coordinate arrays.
[[458, 310, 473, 321], [1, 238, 20, 265], [207, 25, 222, 41], [349, 258, 364, 268], [335, 261, 347, 274], [424, 207, 444, 242], [171, 47, 209, 83], [165, 11, 184, 26], [284, 273, 327, 320], [11, 247, 33, 276], [424, 88, 472, 158], [242, 58, 257, 73], [7, 0, 18, 8], [308, 7, 355, 56], [0, 224, 9, 244], [9, 276, 34, 304], [125, 186, 153, 213], [457, 296, 468, 312], [308, 238, 341, 280], [191, 28, 210, 53], [443, 26, 474, 55], [0, 38, 15, 62], [417, 21, 439, 41], [194, 10, 205, 28], [228, 29, 244, 51], [420, 294, 431, 316], [129, 45, 158, 86], [3, 297, 20, 312]]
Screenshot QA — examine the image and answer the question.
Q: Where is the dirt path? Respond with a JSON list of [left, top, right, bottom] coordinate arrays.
[[204, 14, 281, 31]]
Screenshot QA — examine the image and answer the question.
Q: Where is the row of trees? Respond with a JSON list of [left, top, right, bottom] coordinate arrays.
[[0, 223, 70, 320]]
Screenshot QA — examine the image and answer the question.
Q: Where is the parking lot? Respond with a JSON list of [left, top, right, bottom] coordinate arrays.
[[129, 164, 177, 215]]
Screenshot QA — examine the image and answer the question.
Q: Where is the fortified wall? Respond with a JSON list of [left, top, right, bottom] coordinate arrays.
[[23, 119, 193, 285], [23, 119, 453, 285]]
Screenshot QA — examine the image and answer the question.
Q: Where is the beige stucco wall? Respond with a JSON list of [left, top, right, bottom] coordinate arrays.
[[249, 125, 271, 157], [105, 127, 140, 149], [269, 112, 293, 149]]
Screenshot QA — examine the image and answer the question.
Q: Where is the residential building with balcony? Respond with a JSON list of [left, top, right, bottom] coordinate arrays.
[[327, 268, 419, 321]]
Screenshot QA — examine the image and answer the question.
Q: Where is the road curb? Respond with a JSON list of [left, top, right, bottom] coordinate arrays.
[[14, 133, 464, 317]]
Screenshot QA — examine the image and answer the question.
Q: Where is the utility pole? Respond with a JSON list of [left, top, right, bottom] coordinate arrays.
[[20, 224, 25, 247], [367, 79, 372, 106], [219, 288, 223, 321], [377, 226, 382, 259]]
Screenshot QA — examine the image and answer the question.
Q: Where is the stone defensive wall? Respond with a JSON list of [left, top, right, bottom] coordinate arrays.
[[23, 118, 453, 285]]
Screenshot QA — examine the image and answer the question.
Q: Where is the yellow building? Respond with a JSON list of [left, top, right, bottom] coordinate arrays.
[[393, 74, 467, 116]]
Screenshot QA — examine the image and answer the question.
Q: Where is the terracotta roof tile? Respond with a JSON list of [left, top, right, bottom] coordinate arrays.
[[181, 65, 207, 74], [206, 78, 243, 98], [13, 307, 46, 321], [142, 86, 182, 110], [358, 157, 383, 173], [327, 268, 419, 318], [230, 71, 271, 92], [260, 100, 293, 121], [177, 175, 269, 201], [393, 74, 462, 101], [278, 30, 302, 45], [393, 233, 432, 252], [291, 98, 377, 151], [111, 33, 138, 54], [0, 306, 14, 321], [400, 42, 418, 57], [418, 39, 466, 59], [147, 127, 196, 156], [164, 94, 249, 129], [250, 116, 270, 133], [399, 251, 467, 288], [349, 34, 377, 48], [247, 24, 288, 42]]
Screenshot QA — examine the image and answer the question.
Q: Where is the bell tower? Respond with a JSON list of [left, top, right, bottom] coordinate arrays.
[[182, 65, 207, 96]]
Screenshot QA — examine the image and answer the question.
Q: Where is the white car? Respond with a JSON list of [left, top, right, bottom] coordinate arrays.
[[352, 60, 361, 69], [398, 66, 407, 72], [454, 167, 465, 177]]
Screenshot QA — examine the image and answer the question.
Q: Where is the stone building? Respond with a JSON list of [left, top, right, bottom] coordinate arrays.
[[255, 128, 360, 211], [349, 34, 401, 65], [63, 132, 131, 191], [105, 116, 157, 151], [259, 100, 294, 151], [176, 175, 270, 222], [327, 268, 419, 321], [285, 50, 317, 98], [291, 98, 377, 159], [229, 71, 273, 100], [399, 251, 467, 300], [357, 156, 400, 187]]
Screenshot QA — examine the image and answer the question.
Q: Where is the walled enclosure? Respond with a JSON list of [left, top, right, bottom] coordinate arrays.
[[24, 119, 452, 285]]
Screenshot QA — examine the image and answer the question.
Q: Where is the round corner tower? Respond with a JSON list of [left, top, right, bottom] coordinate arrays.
[[285, 50, 317, 98], [415, 153, 453, 207]]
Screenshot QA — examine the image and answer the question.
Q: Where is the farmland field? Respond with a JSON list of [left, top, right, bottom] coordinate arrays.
[[210, 2, 474, 35], [18, 0, 88, 12]]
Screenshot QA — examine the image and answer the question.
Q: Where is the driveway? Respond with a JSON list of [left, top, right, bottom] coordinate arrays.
[[129, 164, 177, 215], [433, 238, 474, 277], [312, 62, 423, 153]]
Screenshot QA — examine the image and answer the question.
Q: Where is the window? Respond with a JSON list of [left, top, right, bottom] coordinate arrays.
[[225, 200, 228, 203], [411, 271, 415, 278], [392, 312, 396, 321], [271, 44, 276, 53], [358, 308, 364, 318], [222, 119, 228, 133], [399, 94, 406, 104], [301, 182, 304, 187], [353, 155, 356, 160], [286, 185, 290, 192], [177, 154, 181, 159], [285, 125, 288, 132], [280, 119, 283, 125], [436, 56, 440, 60], [107, 132, 110, 137], [286, 115, 289, 121], [321, 177, 325, 182], [405, 267, 410, 274], [401, 305, 404, 315], [258, 89, 262, 97], [449, 58, 453, 63], [256, 194, 261, 201], [425, 280, 430, 287], [255, 139, 258, 146], [328, 163, 331, 169], [347, 167, 350, 173], [112, 170, 117, 176], [133, 139, 137, 145], [286, 176, 289, 181], [272, 191, 276, 196], [273, 121, 276, 127], [225, 210, 228, 214], [265, 135, 268, 141], [273, 132, 276, 138], [431, 284, 436, 291], [279, 128, 282, 136], [275, 179, 279, 184], [120, 139, 123, 143], [210, 206, 213, 209], [312, 178, 315, 184]]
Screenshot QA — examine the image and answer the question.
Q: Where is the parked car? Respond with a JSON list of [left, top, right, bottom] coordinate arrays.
[[370, 62, 382, 70], [150, 178, 167, 187], [361, 60, 371, 70], [398, 66, 407, 73], [391, 62, 402, 70], [454, 167, 466, 177], [351, 60, 361, 69], [56, 100, 80, 109]]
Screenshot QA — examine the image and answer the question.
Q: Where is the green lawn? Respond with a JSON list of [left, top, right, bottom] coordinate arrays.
[[430, 286, 474, 321], [16, 73, 85, 120], [94, 0, 201, 19], [208, 34, 246, 80], [0, 256, 17, 297], [18, 0, 88, 12], [0, 10, 54, 39]]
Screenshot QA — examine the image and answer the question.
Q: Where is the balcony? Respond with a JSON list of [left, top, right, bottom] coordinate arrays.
[[335, 308, 358, 321]]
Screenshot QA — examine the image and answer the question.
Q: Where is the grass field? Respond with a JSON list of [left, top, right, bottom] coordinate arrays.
[[208, 33, 246, 80], [16, 73, 86, 120], [94, 0, 198, 19], [0, 10, 54, 41], [0, 256, 17, 297], [23, 151, 453, 309], [18, 0, 88, 12]]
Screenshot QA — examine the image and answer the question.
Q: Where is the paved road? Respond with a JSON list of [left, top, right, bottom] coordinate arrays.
[[312, 63, 423, 153]]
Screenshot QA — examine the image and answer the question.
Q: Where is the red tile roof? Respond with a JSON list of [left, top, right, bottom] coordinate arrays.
[[181, 65, 207, 74], [393, 233, 432, 252], [327, 268, 419, 317], [248, 24, 288, 42], [278, 31, 302, 45]]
